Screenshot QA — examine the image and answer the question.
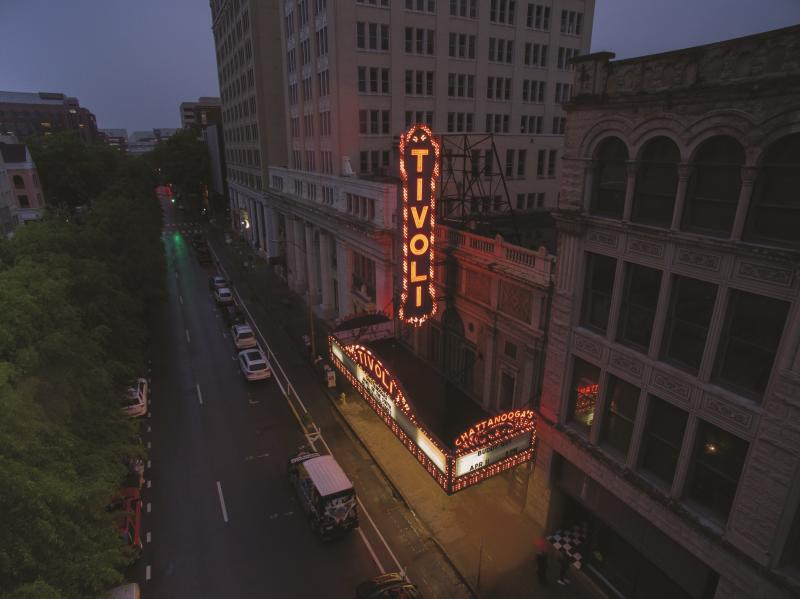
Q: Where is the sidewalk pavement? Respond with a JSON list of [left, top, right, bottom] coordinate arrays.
[[210, 228, 600, 599]]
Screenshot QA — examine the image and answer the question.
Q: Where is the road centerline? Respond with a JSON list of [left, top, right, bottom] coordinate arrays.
[[216, 481, 229, 523]]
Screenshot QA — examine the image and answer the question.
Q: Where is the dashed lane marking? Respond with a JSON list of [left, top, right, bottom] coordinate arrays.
[[216, 481, 229, 523], [196, 383, 204, 405], [145, 565, 151, 581], [185, 329, 191, 344]]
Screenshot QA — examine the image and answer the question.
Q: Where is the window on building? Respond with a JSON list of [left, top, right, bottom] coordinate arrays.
[[568, 358, 600, 434], [405, 0, 436, 12], [489, 0, 516, 24], [713, 290, 789, 398], [581, 252, 616, 333], [745, 133, 800, 245], [591, 137, 628, 218], [547, 149, 557, 177], [600, 375, 640, 458], [560, 10, 583, 35], [617, 263, 662, 352], [683, 136, 744, 236], [17, 195, 29, 208], [661, 276, 717, 372], [686, 421, 749, 521], [526, 4, 550, 30], [639, 395, 687, 487], [449, 0, 477, 17], [632, 137, 680, 228], [781, 505, 800, 571]]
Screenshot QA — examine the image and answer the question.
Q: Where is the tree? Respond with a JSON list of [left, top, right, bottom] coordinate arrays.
[[149, 130, 211, 220]]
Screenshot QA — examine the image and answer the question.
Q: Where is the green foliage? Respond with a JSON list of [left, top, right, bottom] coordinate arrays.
[[0, 138, 165, 598], [149, 129, 211, 219]]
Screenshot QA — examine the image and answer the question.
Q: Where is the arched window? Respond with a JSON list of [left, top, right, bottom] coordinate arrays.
[[682, 136, 744, 236], [632, 137, 680, 228], [12, 175, 24, 189], [590, 137, 628, 218], [746, 133, 800, 245]]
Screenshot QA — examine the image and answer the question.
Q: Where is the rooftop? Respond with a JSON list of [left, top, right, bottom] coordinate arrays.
[[0, 91, 70, 106]]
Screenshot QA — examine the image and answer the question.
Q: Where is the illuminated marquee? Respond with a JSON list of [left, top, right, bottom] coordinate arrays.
[[398, 124, 440, 326], [329, 334, 537, 494]]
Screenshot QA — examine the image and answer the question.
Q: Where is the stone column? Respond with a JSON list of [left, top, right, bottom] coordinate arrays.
[[305, 224, 319, 305], [481, 325, 498, 411], [374, 259, 393, 316], [730, 166, 758, 241], [293, 219, 307, 291], [336, 240, 352, 319], [670, 163, 693, 231], [581, 159, 596, 212], [319, 231, 334, 314], [621, 161, 638, 222], [517, 345, 537, 408]]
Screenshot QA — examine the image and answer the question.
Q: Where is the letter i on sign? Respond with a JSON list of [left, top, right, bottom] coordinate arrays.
[[399, 124, 439, 326]]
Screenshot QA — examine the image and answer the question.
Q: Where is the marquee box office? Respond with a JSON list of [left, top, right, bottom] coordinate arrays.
[[329, 314, 536, 494]]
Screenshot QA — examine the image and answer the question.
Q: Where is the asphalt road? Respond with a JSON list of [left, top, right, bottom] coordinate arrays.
[[133, 195, 471, 599]]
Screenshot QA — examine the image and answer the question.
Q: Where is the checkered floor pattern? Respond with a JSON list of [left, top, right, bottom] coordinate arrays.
[[547, 522, 588, 570]]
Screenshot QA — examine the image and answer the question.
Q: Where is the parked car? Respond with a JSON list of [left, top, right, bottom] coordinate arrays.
[[196, 245, 213, 264], [224, 233, 232, 245], [288, 451, 358, 538], [209, 275, 228, 290], [238, 348, 271, 381], [121, 378, 148, 418], [223, 303, 246, 325], [355, 573, 421, 599], [110, 488, 143, 558], [214, 287, 234, 305], [231, 324, 257, 349]]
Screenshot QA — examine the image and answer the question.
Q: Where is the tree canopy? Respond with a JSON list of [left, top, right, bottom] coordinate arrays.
[[0, 139, 165, 598]]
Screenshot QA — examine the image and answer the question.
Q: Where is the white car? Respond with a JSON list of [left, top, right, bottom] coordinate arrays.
[[238, 348, 271, 381], [121, 378, 148, 418], [231, 324, 257, 349], [214, 287, 234, 305]]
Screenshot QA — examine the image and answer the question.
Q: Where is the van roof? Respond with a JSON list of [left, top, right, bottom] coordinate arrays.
[[303, 455, 353, 497]]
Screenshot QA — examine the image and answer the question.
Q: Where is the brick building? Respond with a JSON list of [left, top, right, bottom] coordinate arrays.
[[530, 25, 800, 599]]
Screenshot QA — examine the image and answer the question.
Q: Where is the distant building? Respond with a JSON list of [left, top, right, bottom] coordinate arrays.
[[179, 97, 227, 197], [180, 97, 222, 130], [127, 128, 179, 155], [0, 91, 98, 142], [0, 135, 45, 234], [99, 128, 128, 151], [536, 25, 800, 599]]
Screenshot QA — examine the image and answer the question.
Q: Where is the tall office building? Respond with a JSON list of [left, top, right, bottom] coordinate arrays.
[[210, 0, 594, 320], [538, 26, 800, 599], [0, 91, 98, 142]]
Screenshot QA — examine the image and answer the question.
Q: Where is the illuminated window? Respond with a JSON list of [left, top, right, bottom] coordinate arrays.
[[568, 358, 599, 434], [639, 395, 687, 487], [686, 420, 748, 520], [600, 376, 640, 457], [661, 276, 716, 372], [617, 263, 662, 352], [713, 290, 788, 398], [580, 252, 615, 333]]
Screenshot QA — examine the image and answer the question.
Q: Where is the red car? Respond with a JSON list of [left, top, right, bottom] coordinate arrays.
[[111, 488, 143, 557]]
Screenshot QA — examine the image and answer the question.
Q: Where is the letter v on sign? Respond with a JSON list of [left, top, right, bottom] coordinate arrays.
[[410, 205, 428, 229]]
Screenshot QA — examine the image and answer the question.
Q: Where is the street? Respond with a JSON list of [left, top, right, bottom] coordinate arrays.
[[133, 195, 470, 598]]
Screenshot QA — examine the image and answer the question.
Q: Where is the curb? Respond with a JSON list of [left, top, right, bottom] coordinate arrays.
[[325, 388, 482, 599]]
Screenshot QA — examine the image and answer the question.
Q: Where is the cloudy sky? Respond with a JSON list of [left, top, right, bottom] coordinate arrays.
[[1, 0, 798, 132]]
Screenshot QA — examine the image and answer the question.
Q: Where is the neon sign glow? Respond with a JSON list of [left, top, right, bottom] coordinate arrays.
[[398, 124, 440, 326]]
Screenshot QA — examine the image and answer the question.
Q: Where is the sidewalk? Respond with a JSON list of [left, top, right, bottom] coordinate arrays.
[[210, 228, 600, 599]]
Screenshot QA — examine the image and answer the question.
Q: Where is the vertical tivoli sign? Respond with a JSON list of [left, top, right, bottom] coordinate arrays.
[[399, 124, 440, 326]]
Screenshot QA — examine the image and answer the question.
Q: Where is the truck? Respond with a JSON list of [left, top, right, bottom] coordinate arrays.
[[288, 451, 358, 538]]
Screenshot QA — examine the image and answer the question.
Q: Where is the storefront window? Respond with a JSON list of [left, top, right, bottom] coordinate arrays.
[[600, 376, 640, 458], [568, 358, 600, 434], [639, 395, 687, 487], [686, 420, 749, 521]]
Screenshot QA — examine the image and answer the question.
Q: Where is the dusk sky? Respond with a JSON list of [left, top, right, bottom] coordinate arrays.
[[1, 0, 798, 133]]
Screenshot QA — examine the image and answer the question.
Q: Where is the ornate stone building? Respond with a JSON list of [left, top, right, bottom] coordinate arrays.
[[533, 25, 800, 599]]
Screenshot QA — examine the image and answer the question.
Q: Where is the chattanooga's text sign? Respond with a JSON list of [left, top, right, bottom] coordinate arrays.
[[399, 124, 440, 326], [455, 432, 532, 477]]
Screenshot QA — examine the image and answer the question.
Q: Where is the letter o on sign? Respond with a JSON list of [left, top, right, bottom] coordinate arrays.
[[409, 233, 429, 256]]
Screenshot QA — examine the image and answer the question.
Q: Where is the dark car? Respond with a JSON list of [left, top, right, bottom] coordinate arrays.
[[355, 573, 421, 599], [223, 303, 245, 325]]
